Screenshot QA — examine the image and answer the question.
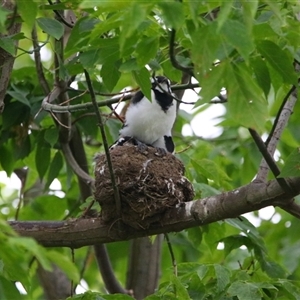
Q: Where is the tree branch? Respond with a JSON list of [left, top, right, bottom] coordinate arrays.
[[61, 143, 95, 186], [169, 29, 194, 77], [256, 86, 298, 182], [0, 0, 22, 113], [31, 25, 51, 95], [94, 244, 129, 294], [248, 128, 293, 194], [8, 177, 300, 248], [42, 82, 201, 113]]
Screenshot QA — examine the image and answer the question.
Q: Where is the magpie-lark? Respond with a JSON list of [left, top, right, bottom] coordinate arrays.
[[112, 76, 176, 153]]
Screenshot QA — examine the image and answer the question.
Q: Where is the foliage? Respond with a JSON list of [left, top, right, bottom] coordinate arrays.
[[0, 0, 300, 299]]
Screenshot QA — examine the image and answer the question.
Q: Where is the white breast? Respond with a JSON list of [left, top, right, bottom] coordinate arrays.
[[120, 90, 176, 145]]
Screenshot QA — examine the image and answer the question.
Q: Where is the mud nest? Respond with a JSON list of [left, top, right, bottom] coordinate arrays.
[[94, 143, 194, 229]]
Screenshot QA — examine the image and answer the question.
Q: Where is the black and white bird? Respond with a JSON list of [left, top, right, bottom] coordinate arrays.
[[113, 76, 176, 153]]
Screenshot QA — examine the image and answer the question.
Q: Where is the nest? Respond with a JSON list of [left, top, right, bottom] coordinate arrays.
[[94, 143, 194, 229]]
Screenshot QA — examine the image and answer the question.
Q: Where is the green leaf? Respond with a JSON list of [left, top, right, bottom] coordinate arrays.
[[45, 151, 64, 190], [132, 67, 151, 100], [226, 217, 266, 252], [187, 227, 202, 248], [221, 235, 255, 257], [92, 38, 120, 65], [261, 0, 282, 19], [214, 264, 231, 293], [119, 3, 147, 51], [16, 0, 37, 30], [6, 90, 30, 106], [241, 0, 258, 31], [250, 57, 271, 98], [79, 49, 101, 69], [191, 158, 231, 186], [260, 259, 286, 278], [279, 280, 300, 299], [119, 58, 139, 72], [158, 2, 184, 30], [36, 17, 64, 40], [19, 195, 67, 220], [80, 0, 128, 10], [226, 62, 267, 132], [44, 127, 59, 147], [202, 223, 226, 252], [191, 23, 221, 75], [47, 250, 79, 283], [0, 276, 22, 300], [65, 17, 98, 56], [279, 148, 300, 177], [216, 0, 234, 30], [101, 60, 121, 91], [35, 143, 51, 180], [171, 275, 191, 299], [228, 281, 262, 300], [0, 37, 15, 56], [8, 237, 52, 271], [0, 219, 18, 237], [136, 36, 159, 67], [220, 19, 255, 62], [0, 144, 14, 176], [256, 40, 297, 84], [2, 101, 29, 130], [198, 62, 227, 104], [161, 59, 182, 82]]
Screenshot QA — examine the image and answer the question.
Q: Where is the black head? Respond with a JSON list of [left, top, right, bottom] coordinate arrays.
[[151, 76, 173, 112], [151, 76, 172, 94]]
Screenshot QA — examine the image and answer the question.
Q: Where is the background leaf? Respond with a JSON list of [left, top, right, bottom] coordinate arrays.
[[279, 148, 300, 177], [36, 17, 64, 39]]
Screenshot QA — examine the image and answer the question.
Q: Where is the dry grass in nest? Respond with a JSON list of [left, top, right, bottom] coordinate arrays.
[[94, 143, 194, 229]]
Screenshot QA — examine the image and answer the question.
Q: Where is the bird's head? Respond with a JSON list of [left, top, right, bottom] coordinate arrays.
[[151, 76, 172, 95]]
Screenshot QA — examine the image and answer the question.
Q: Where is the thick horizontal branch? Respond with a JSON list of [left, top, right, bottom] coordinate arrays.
[[9, 177, 300, 248]]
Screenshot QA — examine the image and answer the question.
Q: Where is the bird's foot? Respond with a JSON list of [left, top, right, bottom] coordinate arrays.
[[132, 138, 149, 153], [154, 147, 167, 157]]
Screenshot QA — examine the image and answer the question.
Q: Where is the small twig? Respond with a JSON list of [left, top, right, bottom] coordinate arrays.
[[60, 89, 88, 106], [70, 248, 75, 296], [67, 87, 139, 97], [72, 112, 118, 125], [249, 128, 293, 194], [50, 110, 70, 129], [84, 69, 121, 216], [164, 233, 177, 276], [47, 0, 74, 28], [210, 96, 227, 104], [169, 29, 194, 77], [106, 94, 127, 124], [175, 144, 191, 154], [81, 199, 96, 218]]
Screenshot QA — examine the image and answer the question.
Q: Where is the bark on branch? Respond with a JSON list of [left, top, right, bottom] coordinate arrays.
[[8, 177, 300, 248]]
